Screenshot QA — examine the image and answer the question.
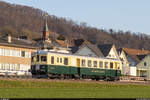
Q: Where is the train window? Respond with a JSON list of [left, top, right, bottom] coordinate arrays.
[[60, 58, 62, 63], [99, 61, 103, 68], [51, 56, 54, 64], [110, 62, 113, 69], [93, 61, 97, 67], [88, 60, 92, 67], [36, 55, 39, 62], [82, 59, 86, 67], [57, 57, 59, 63], [64, 58, 68, 65], [104, 62, 108, 69], [41, 56, 47, 62]]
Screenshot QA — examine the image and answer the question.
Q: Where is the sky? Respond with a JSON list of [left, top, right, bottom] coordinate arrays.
[[2, 0, 150, 34]]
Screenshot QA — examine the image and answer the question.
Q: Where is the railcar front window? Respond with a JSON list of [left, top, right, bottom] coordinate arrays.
[[64, 58, 68, 65], [93, 61, 97, 67], [31, 56, 34, 62], [36, 55, 39, 62], [104, 62, 108, 69], [88, 60, 91, 67], [41, 56, 47, 62], [82, 59, 86, 67], [51, 56, 54, 64]]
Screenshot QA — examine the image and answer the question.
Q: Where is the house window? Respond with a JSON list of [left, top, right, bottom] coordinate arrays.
[[5, 63, 9, 70], [64, 58, 68, 65], [10, 64, 13, 70], [99, 61, 103, 68], [21, 51, 25, 57], [0, 63, 1, 69], [110, 62, 113, 69], [51, 56, 54, 64], [93, 61, 97, 67], [41, 56, 47, 62], [0, 48, 2, 55], [82, 59, 86, 67], [25, 51, 29, 58], [144, 62, 147, 67], [104, 62, 108, 69], [16, 64, 20, 70], [88, 60, 92, 67]]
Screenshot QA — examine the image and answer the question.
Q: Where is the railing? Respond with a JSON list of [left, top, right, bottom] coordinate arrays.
[[120, 76, 149, 81]]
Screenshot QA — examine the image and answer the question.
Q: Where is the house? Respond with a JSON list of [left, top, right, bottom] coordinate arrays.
[[97, 44, 123, 71], [98, 44, 120, 60], [72, 40, 104, 57], [121, 48, 150, 76], [0, 34, 37, 75], [136, 54, 150, 79], [118, 49, 130, 75]]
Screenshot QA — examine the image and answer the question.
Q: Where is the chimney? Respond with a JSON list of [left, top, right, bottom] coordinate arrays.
[[7, 34, 11, 43]]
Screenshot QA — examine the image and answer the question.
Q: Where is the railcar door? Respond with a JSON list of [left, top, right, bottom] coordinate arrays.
[[76, 58, 80, 67], [76, 58, 80, 76], [114, 62, 118, 69]]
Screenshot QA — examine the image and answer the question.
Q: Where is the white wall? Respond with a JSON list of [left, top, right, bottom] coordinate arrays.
[[130, 66, 137, 76]]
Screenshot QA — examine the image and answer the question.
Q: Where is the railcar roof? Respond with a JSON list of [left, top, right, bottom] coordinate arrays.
[[32, 50, 120, 61]]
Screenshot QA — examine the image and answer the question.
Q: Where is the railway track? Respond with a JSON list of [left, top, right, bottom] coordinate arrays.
[[0, 75, 150, 85]]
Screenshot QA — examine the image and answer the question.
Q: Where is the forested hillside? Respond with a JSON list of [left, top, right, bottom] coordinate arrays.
[[0, 1, 150, 50]]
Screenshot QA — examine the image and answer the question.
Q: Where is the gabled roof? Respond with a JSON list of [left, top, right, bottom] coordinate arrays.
[[137, 55, 147, 61], [0, 37, 37, 49], [56, 40, 73, 47], [97, 44, 113, 57], [122, 48, 150, 55], [121, 48, 150, 64], [71, 40, 104, 57], [136, 54, 150, 69]]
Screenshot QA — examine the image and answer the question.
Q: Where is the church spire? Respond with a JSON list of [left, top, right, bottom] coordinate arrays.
[[43, 14, 50, 41]]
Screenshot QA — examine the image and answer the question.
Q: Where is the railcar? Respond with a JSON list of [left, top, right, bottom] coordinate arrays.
[[31, 50, 122, 81]]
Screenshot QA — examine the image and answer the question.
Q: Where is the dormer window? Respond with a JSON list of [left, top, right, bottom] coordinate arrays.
[[144, 62, 147, 67]]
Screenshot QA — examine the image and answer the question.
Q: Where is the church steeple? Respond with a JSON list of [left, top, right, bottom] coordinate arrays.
[[43, 15, 50, 41]]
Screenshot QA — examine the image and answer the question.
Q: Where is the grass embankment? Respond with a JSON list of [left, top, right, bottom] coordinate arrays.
[[0, 79, 150, 98]]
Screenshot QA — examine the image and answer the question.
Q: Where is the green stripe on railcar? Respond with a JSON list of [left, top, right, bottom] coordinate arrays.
[[105, 69, 116, 76], [116, 70, 121, 76], [80, 68, 106, 76], [80, 67, 121, 77], [37, 64, 121, 77], [47, 65, 78, 75]]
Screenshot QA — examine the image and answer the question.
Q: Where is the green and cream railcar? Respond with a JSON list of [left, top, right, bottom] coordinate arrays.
[[31, 50, 122, 81]]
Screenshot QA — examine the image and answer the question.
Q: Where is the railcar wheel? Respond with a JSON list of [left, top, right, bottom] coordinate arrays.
[[104, 77, 110, 81]]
